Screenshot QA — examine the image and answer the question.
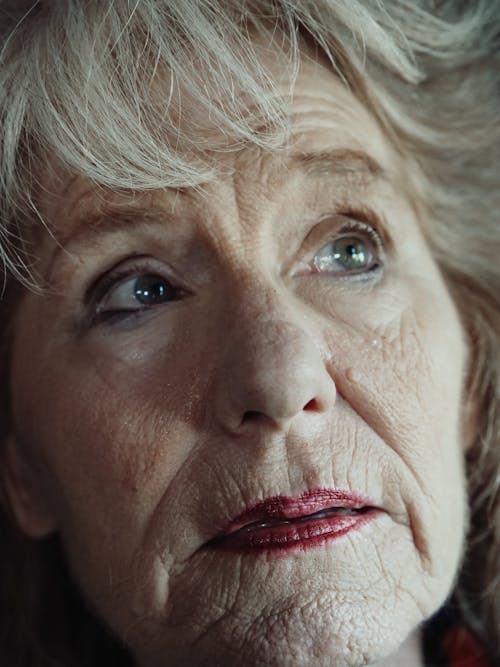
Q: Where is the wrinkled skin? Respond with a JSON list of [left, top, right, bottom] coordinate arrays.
[[3, 47, 469, 667]]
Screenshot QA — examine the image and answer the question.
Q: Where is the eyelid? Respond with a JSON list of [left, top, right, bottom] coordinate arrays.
[[83, 255, 179, 304], [83, 255, 189, 325], [291, 207, 387, 276], [319, 208, 386, 251]]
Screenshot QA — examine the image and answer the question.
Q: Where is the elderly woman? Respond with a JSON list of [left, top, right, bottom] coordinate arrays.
[[0, 1, 498, 666]]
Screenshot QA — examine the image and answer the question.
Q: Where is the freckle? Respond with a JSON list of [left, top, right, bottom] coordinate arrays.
[[345, 367, 357, 382]]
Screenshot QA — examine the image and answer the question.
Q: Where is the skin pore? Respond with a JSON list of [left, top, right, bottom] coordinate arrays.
[[3, 47, 469, 667]]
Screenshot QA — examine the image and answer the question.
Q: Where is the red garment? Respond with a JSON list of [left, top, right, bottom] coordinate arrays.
[[443, 626, 490, 667]]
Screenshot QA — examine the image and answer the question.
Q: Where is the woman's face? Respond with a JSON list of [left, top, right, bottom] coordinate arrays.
[[5, 51, 469, 667]]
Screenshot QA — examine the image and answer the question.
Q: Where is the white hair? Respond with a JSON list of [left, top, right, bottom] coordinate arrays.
[[0, 0, 499, 663]]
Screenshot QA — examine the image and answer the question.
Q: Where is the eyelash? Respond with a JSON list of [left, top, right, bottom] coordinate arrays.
[[84, 258, 183, 327], [335, 208, 385, 249], [83, 207, 386, 328], [305, 208, 386, 277]]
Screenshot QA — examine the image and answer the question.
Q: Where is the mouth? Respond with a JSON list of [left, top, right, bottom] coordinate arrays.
[[206, 488, 381, 553]]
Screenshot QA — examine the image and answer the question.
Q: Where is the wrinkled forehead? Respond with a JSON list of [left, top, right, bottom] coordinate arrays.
[[26, 37, 411, 257]]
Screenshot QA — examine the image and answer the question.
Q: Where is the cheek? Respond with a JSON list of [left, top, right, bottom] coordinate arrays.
[[321, 276, 468, 576], [10, 322, 212, 540], [10, 331, 217, 641], [318, 268, 467, 456]]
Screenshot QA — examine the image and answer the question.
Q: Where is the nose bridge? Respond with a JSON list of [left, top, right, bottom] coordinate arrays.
[[215, 286, 336, 432], [239, 310, 314, 375]]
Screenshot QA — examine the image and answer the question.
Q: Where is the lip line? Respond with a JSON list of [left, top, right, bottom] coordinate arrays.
[[218, 487, 376, 537]]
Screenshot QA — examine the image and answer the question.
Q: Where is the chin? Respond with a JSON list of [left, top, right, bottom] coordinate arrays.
[[123, 529, 458, 667], [131, 589, 427, 667]]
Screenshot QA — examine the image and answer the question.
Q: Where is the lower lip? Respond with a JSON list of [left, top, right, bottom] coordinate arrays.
[[210, 509, 379, 554]]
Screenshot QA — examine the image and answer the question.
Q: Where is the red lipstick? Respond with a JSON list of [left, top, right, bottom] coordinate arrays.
[[208, 488, 380, 553]]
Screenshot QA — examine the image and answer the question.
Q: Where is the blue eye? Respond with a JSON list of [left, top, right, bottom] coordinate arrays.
[[132, 274, 175, 306], [313, 232, 380, 275], [96, 272, 182, 316]]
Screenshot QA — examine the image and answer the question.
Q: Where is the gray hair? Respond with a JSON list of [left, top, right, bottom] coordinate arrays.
[[0, 0, 499, 663]]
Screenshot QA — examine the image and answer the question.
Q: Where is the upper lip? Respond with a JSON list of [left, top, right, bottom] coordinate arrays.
[[215, 488, 377, 538]]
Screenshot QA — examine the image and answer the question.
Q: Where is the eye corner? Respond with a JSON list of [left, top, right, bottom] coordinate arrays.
[[84, 257, 188, 329], [299, 210, 386, 281]]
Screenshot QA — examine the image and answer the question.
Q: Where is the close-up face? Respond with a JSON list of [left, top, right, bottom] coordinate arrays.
[[5, 49, 470, 666]]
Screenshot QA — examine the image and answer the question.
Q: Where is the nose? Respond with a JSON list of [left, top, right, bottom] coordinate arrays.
[[214, 301, 336, 433]]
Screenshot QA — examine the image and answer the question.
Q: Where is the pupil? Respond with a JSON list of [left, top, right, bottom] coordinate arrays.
[[134, 275, 171, 305], [346, 244, 358, 257], [334, 238, 367, 267]]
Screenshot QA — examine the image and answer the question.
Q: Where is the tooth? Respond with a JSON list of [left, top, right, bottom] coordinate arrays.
[[242, 521, 271, 532], [237, 507, 361, 536], [313, 507, 357, 518]]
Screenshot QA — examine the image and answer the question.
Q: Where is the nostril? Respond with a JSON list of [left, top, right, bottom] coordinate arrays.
[[241, 399, 323, 426], [241, 410, 265, 424], [303, 398, 321, 412]]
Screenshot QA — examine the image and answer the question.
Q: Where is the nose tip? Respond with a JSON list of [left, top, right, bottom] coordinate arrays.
[[216, 316, 336, 433]]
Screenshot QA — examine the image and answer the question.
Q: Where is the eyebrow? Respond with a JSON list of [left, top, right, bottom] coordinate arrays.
[[53, 148, 385, 252], [290, 148, 386, 181], [45, 208, 171, 281], [54, 207, 171, 248]]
